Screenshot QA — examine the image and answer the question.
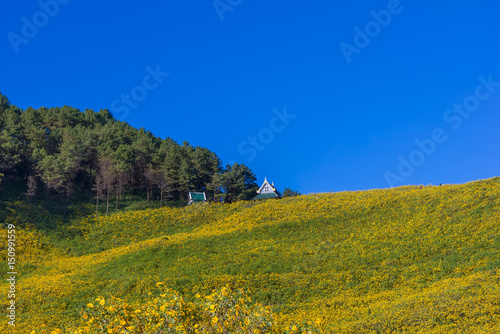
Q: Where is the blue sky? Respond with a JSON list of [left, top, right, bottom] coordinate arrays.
[[2, 0, 499, 194]]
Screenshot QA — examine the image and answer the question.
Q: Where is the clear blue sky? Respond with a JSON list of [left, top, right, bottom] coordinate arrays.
[[2, 0, 499, 194]]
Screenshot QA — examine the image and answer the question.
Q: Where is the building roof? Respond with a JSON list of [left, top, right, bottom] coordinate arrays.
[[252, 192, 279, 200], [257, 177, 277, 194], [252, 177, 280, 200], [188, 192, 206, 205]]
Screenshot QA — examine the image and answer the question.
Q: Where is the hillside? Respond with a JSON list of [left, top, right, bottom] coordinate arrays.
[[1, 177, 500, 333]]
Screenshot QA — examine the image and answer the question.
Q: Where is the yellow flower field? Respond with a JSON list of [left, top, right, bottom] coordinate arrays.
[[1, 177, 499, 333]]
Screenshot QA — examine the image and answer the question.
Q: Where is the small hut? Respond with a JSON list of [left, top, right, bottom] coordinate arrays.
[[252, 177, 280, 200], [188, 192, 206, 205]]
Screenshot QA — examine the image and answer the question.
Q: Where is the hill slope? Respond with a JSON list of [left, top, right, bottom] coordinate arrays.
[[2, 178, 500, 333]]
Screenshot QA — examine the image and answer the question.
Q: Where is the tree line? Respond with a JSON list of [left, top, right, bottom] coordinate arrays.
[[0, 93, 258, 213]]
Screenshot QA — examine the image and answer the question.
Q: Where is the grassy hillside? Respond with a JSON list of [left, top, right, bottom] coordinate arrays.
[[1, 178, 500, 333]]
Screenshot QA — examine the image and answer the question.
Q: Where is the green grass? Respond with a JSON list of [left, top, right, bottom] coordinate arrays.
[[1, 177, 499, 333]]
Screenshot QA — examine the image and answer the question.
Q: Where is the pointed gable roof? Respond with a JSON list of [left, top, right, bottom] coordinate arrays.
[[257, 177, 277, 194], [253, 177, 280, 200]]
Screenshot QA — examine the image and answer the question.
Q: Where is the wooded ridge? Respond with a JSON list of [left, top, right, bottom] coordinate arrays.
[[0, 93, 258, 212]]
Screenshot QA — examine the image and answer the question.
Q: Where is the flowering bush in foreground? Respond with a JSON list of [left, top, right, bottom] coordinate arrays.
[[68, 285, 323, 334]]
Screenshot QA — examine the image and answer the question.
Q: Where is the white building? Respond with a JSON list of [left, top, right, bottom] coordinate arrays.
[[252, 177, 280, 200]]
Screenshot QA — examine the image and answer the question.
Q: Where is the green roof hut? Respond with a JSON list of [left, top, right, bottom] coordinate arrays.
[[188, 192, 206, 205]]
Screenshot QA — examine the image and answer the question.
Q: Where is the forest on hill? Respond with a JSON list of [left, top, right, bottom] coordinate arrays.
[[0, 93, 259, 212]]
